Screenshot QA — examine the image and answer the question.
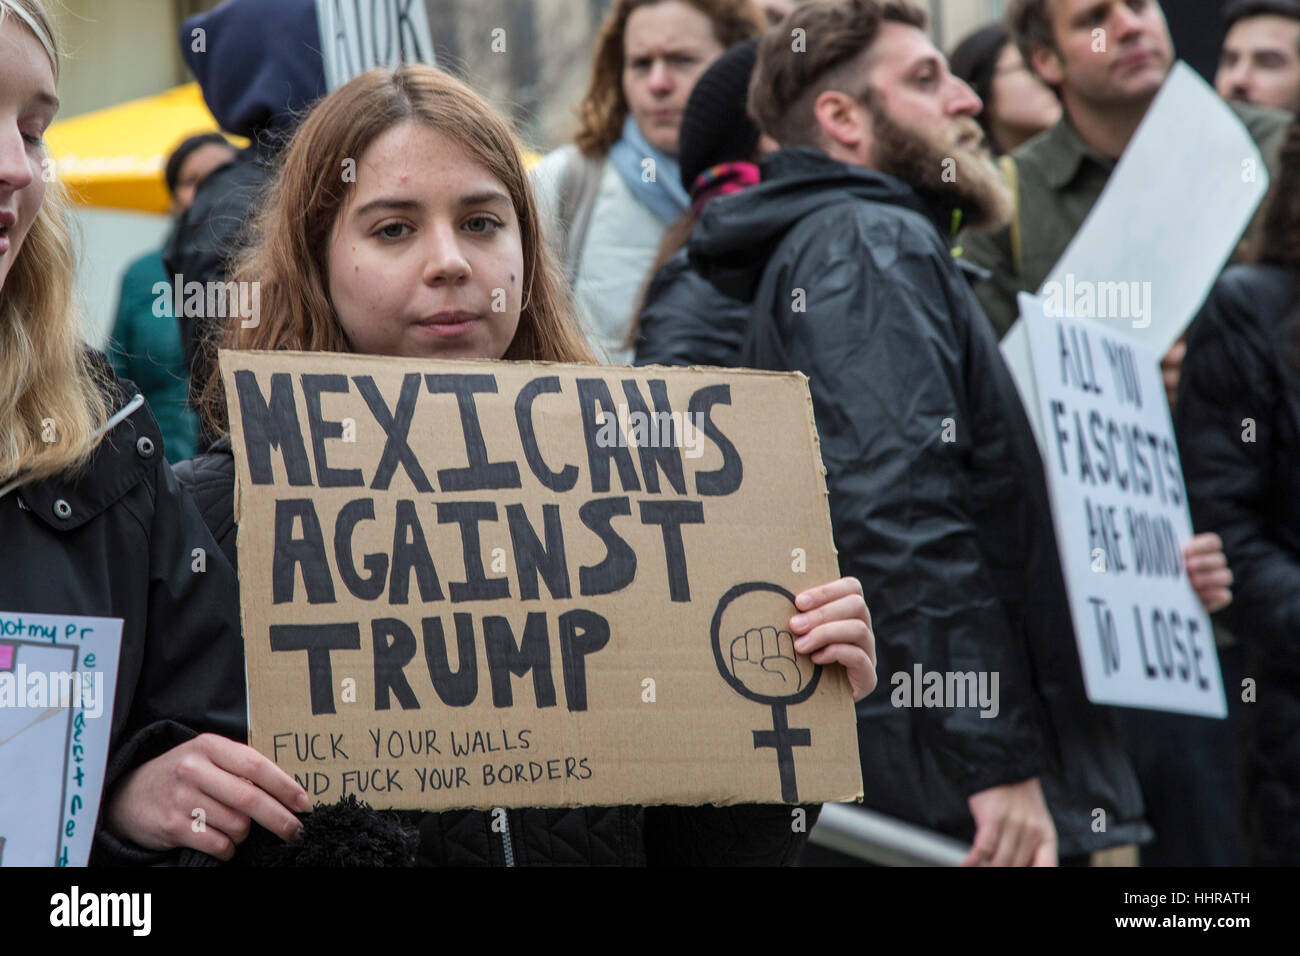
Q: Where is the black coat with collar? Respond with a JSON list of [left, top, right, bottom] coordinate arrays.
[[689, 147, 1150, 856], [1175, 264, 1300, 863], [1, 362, 246, 865]]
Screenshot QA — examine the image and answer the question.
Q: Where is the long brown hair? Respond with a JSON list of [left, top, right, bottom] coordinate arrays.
[[625, 208, 701, 352], [201, 65, 595, 435], [573, 0, 764, 156], [1255, 121, 1300, 272], [0, 0, 109, 488], [1253, 120, 1300, 369]]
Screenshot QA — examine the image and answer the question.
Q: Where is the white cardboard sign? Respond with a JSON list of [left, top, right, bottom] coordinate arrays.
[[0, 611, 123, 866], [1001, 61, 1270, 448], [1022, 296, 1226, 717], [1042, 62, 1269, 358]]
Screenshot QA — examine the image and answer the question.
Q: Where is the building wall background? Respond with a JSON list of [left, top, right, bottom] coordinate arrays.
[[42, 0, 1019, 344], [48, 0, 1016, 146], [49, 0, 193, 121]]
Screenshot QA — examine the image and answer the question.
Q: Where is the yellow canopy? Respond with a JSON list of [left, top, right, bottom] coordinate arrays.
[[46, 83, 243, 214], [46, 81, 543, 214]]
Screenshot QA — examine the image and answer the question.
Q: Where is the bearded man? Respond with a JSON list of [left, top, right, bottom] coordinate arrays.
[[689, 0, 1153, 866]]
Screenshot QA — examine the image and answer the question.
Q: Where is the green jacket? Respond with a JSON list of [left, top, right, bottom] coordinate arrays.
[[960, 102, 1290, 339], [107, 248, 199, 463]]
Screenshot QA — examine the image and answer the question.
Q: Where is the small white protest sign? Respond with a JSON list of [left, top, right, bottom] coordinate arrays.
[[1021, 295, 1226, 717], [1000, 61, 1271, 448], [0, 611, 123, 866], [315, 0, 437, 92], [1041, 61, 1269, 356]]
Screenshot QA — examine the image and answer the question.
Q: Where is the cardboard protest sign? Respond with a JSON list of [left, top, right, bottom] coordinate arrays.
[[220, 350, 862, 811], [0, 611, 122, 866], [1021, 296, 1226, 717]]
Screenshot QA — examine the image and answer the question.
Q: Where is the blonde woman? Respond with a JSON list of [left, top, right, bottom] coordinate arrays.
[[0, 0, 307, 865]]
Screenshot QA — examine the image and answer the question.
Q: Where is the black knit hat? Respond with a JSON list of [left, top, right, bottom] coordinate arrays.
[[164, 132, 236, 197], [677, 38, 762, 193], [949, 24, 1008, 109], [949, 22, 1012, 153]]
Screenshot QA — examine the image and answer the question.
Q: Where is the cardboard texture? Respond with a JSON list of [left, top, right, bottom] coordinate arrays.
[[220, 350, 863, 811]]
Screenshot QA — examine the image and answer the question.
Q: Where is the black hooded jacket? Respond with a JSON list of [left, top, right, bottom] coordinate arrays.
[[173, 444, 819, 866], [1175, 264, 1300, 862], [1178, 265, 1300, 675], [634, 249, 750, 368], [163, 0, 326, 439], [0, 359, 246, 866], [689, 147, 1150, 855]]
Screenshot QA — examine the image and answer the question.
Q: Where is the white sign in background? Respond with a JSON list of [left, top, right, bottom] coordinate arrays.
[[0, 611, 123, 866], [1021, 295, 1226, 718], [315, 0, 437, 92], [1002, 61, 1271, 448]]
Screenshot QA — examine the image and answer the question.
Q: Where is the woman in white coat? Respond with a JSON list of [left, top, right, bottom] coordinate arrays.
[[532, 0, 763, 364]]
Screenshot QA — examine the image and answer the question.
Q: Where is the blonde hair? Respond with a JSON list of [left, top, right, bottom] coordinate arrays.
[[0, 0, 109, 487], [201, 65, 597, 435]]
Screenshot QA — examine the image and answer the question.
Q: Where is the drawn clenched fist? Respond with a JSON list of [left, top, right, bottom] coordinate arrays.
[[728, 626, 814, 699]]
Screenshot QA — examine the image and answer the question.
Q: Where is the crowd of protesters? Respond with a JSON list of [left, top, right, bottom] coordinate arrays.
[[2, 0, 1298, 867]]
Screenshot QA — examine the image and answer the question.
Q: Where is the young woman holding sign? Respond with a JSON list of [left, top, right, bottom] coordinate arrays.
[[103, 64, 879, 866], [0, 0, 308, 865]]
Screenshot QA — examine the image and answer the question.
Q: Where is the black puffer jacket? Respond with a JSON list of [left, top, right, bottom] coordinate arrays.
[[0, 360, 246, 866], [689, 147, 1150, 856], [634, 248, 749, 368], [174, 442, 819, 865], [1175, 264, 1300, 863]]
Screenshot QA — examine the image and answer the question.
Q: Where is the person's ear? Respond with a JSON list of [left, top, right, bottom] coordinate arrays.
[[813, 90, 868, 154], [1029, 43, 1065, 89]]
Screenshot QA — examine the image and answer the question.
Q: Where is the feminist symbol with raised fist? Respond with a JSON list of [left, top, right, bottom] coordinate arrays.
[[711, 582, 822, 802]]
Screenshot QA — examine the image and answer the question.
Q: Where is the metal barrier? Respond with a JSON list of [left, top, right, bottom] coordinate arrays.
[[808, 803, 971, 866]]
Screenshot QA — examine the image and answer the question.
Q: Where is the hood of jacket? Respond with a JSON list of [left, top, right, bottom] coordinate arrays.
[[182, 0, 326, 138], [689, 146, 960, 303]]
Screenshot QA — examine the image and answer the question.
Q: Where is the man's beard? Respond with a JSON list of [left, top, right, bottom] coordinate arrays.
[[868, 106, 1014, 232]]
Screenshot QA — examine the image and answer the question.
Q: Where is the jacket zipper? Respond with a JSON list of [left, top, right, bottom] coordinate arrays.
[[498, 808, 515, 867]]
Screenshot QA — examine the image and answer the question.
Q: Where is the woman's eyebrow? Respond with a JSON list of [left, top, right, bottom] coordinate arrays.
[[353, 197, 422, 217], [459, 189, 512, 207], [351, 190, 510, 217], [30, 90, 59, 113]]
